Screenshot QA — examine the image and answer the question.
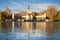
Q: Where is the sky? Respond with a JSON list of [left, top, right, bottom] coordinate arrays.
[[0, 0, 60, 12]]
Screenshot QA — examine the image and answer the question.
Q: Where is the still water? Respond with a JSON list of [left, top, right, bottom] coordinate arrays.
[[0, 21, 60, 40]]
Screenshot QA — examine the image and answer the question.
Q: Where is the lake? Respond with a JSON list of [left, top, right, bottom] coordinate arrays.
[[0, 21, 60, 40]]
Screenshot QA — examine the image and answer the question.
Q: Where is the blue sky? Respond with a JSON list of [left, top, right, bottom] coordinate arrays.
[[0, 0, 60, 12]]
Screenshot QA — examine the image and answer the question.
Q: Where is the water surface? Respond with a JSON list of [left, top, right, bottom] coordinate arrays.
[[0, 21, 60, 40]]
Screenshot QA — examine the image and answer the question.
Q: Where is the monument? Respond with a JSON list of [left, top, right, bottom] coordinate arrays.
[[26, 5, 33, 20]]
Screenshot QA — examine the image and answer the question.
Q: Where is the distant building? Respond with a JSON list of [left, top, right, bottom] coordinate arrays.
[[36, 13, 46, 20], [22, 5, 33, 20], [22, 5, 47, 21]]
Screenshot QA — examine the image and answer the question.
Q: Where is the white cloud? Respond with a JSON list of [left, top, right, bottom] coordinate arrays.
[[56, 5, 60, 11], [9, 0, 60, 12], [10, 0, 23, 7], [32, 3, 60, 11]]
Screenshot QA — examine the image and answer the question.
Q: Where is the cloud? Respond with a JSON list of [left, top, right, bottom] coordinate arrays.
[[32, 4, 53, 10], [10, 0, 23, 7], [9, 0, 60, 12], [32, 3, 60, 11], [56, 5, 60, 10]]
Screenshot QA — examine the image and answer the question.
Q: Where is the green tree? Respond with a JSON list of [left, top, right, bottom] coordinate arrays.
[[46, 6, 57, 20], [0, 11, 2, 21], [0, 11, 5, 21], [53, 11, 60, 21]]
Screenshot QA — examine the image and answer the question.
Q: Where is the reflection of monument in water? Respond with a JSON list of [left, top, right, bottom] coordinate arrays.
[[31, 22, 36, 30], [22, 22, 26, 31], [19, 22, 56, 34], [21, 22, 56, 37], [12, 21, 14, 32], [36, 22, 46, 31], [20, 22, 36, 33], [25, 22, 36, 32], [26, 22, 31, 33]]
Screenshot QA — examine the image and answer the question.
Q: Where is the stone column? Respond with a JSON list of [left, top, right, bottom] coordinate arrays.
[[12, 13, 14, 21], [31, 15, 33, 20]]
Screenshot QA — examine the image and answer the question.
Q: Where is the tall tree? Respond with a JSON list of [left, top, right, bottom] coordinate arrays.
[[4, 6, 11, 17], [57, 11, 60, 20], [47, 5, 57, 20]]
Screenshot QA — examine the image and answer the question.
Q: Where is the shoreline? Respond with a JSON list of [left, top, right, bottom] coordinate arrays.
[[0, 20, 60, 22]]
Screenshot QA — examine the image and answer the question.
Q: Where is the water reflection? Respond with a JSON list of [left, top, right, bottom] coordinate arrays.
[[0, 21, 2, 31], [31, 22, 36, 31], [0, 21, 12, 33], [36, 22, 46, 31], [46, 22, 55, 36], [17, 21, 22, 32], [0, 21, 60, 40], [12, 21, 14, 32]]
